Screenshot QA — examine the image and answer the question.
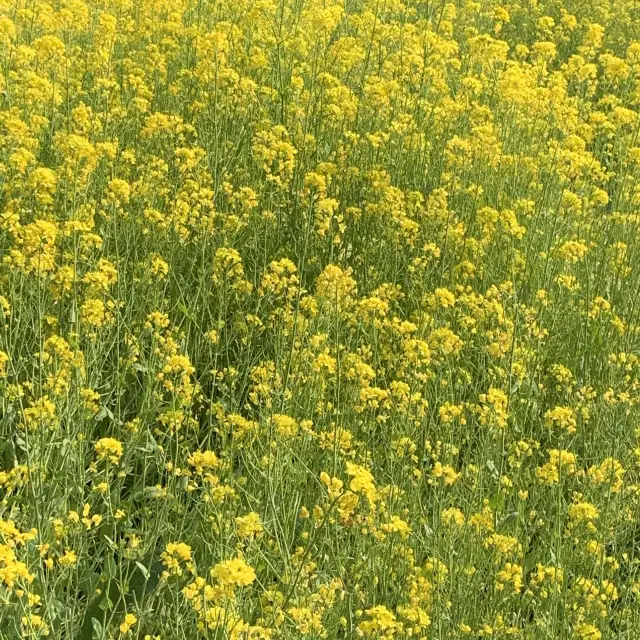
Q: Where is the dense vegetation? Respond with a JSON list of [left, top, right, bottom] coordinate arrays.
[[1, 0, 640, 638]]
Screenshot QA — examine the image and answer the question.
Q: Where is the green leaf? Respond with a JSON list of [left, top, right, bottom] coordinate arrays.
[[136, 561, 150, 580], [91, 617, 104, 639], [94, 406, 114, 422], [498, 511, 519, 530]]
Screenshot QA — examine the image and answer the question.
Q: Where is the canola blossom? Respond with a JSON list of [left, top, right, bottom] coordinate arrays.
[[1, 0, 640, 638]]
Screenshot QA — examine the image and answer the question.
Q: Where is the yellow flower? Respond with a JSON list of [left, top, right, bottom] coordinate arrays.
[[150, 254, 169, 278], [0, 350, 9, 378], [544, 406, 577, 434], [59, 550, 77, 567], [161, 542, 193, 577], [210, 557, 256, 588], [272, 413, 298, 437], [119, 613, 137, 634], [235, 512, 264, 539], [358, 605, 402, 637], [568, 501, 599, 528], [80, 298, 110, 328], [187, 450, 220, 474], [574, 623, 601, 640], [0, 543, 34, 587], [21, 614, 49, 637], [94, 438, 123, 464], [380, 515, 411, 538]]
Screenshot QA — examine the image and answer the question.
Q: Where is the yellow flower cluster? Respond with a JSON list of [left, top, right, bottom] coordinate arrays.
[[2, 0, 640, 637]]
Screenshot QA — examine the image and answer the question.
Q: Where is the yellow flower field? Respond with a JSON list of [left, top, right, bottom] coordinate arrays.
[[1, 0, 640, 638]]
